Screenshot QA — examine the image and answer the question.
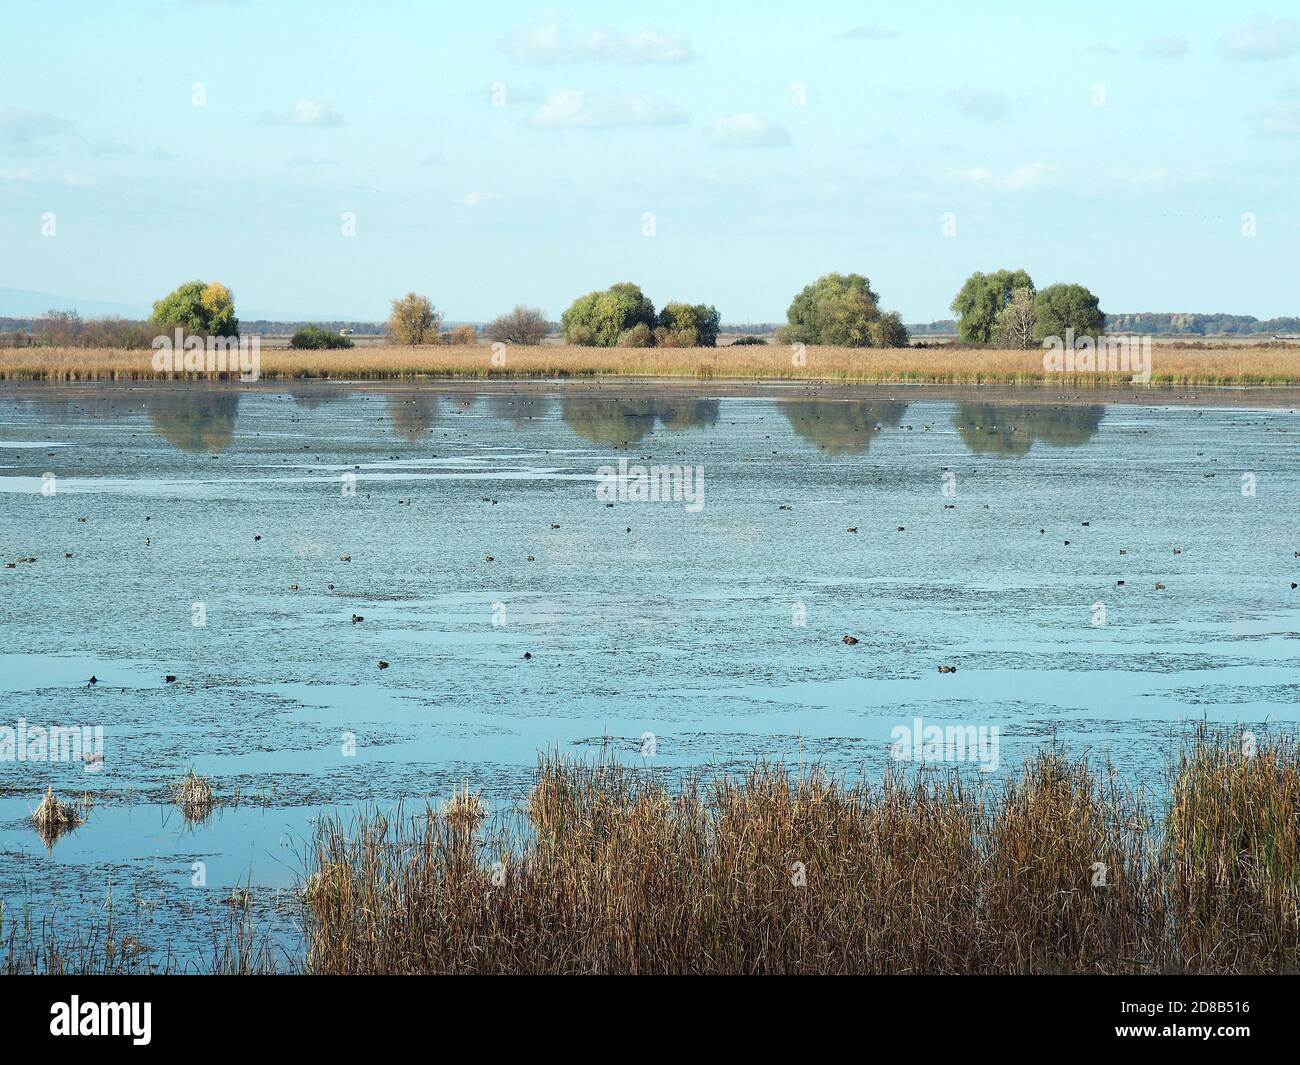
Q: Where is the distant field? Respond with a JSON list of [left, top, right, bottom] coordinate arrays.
[[2, 342, 1298, 385]]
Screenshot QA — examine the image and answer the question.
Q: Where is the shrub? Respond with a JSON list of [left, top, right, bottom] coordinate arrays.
[[561, 283, 655, 347], [786, 273, 903, 347], [870, 311, 909, 348], [443, 324, 478, 346], [290, 325, 354, 350], [486, 306, 549, 346], [655, 302, 721, 347], [618, 322, 655, 347]]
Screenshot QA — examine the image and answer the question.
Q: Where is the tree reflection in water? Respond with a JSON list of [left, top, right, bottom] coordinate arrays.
[[777, 399, 909, 455], [954, 403, 1104, 457]]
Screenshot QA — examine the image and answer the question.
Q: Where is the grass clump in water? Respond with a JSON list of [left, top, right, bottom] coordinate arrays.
[[32, 787, 86, 846], [172, 769, 215, 822]]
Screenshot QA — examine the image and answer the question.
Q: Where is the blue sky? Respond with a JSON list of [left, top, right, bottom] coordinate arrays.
[[1, 1, 1298, 322]]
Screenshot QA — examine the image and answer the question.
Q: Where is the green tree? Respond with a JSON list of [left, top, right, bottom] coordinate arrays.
[[387, 293, 441, 345], [786, 273, 899, 346], [561, 282, 656, 347], [1033, 283, 1104, 340], [950, 269, 1034, 344], [655, 302, 721, 347], [150, 281, 239, 336]]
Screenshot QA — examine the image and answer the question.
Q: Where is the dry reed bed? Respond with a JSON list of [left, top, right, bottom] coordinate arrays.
[[304, 732, 1300, 974], [2, 344, 1298, 385]]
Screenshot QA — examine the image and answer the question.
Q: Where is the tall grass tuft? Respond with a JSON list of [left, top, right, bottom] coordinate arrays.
[[302, 734, 1300, 974], [1165, 726, 1300, 969]]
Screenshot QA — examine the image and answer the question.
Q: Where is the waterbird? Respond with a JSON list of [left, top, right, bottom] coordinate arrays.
[[842, 636, 859, 645], [938, 665, 957, 674], [378, 661, 389, 670]]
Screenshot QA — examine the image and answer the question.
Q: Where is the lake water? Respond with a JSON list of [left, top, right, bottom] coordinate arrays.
[[1, 380, 1298, 968]]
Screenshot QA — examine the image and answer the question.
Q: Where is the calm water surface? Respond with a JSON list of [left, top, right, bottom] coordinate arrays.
[[1, 381, 1297, 966]]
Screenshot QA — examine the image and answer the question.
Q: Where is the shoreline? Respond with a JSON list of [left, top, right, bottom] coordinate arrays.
[[4, 372, 1300, 409], [2, 342, 1299, 391]]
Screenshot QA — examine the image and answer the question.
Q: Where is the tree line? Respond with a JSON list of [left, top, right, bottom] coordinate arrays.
[[949, 271, 1104, 348], [385, 274, 908, 348], [10, 274, 1295, 352]]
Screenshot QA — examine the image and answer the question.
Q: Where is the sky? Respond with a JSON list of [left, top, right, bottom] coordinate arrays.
[[1, 1, 1298, 322]]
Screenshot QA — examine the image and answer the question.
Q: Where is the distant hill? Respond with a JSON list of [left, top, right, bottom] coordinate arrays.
[[0, 287, 147, 319]]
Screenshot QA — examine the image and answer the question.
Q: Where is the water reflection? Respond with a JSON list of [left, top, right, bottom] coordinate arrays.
[[777, 399, 909, 455], [148, 393, 240, 454], [954, 404, 1104, 457], [560, 397, 720, 447], [387, 395, 444, 438], [483, 393, 554, 426], [3, 387, 1106, 460]]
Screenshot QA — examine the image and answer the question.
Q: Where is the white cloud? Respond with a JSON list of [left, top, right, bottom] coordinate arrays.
[[944, 87, 1009, 121], [1220, 17, 1300, 61], [461, 191, 497, 206], [1108, 165, 1173, 187], [529, 89, 687, 129], [1141, 34, 1190, 58], [501, 17, 693, 64], [949, 167, 995, 184], [705, 113, 792, 148], [0, 167, 35, 181], [948, 162, 1058, 190], [1000, 162, 1058, 190], [257, 98, 346, 127], [1249, 84, 1300, 137]]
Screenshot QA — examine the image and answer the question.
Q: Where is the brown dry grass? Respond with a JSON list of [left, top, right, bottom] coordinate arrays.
[[172, 769, 215, 822], [303, 732, 1300, 975], [2, 343, 1298, 385], [31, 786, 85, 847]]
